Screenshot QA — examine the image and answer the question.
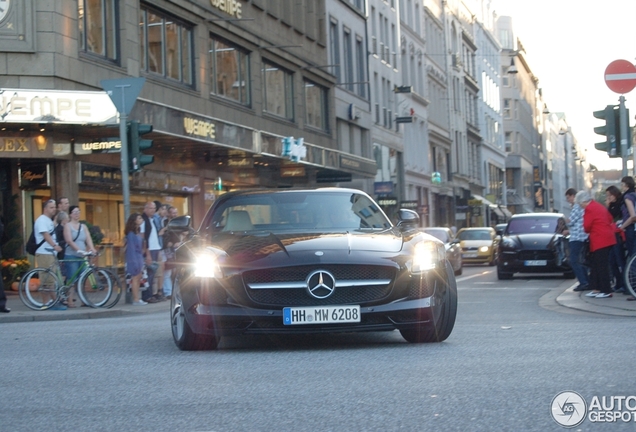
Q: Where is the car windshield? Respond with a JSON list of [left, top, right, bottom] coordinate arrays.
[[209, 191, 392, 232], [506, 217, 560, 234], [458, 230, 491, 241], [423, 229, 449, 243]]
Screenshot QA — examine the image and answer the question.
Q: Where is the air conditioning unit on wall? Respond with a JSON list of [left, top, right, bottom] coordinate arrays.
[[348, 103, 361, 120]]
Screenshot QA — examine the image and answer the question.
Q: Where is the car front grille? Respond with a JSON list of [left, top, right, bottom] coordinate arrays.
[[241, 265, 396, 306], [518, 250, 554, 261]]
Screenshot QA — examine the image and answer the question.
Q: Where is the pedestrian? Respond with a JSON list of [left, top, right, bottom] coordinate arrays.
[[54, 211, 69, 282], [578, 191, 616, 299], [619, 176, 636, 258], [64, 206, 97, 307], [34, 199, 65, 310], [140, 201, 161, 303], [124, 213, 146, 306], [565, 188, 590, 292], [605, 185, 627, 294], [162, 206, 180, 299], [152, 201, 168, 301], [56, 197, 69, 216], [0, 218, 10, 313]]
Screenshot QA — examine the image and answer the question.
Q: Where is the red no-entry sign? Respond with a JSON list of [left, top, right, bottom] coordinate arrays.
[[604, 60, 636, 94]]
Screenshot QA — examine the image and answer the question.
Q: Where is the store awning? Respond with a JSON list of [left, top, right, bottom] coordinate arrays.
[[489, 205, 505, 219], [506, 192, 526, 206], [471, 194, 496, 206]]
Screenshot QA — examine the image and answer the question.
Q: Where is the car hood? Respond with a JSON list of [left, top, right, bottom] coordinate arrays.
[[504, 233, 561, 249], [211, 230, 405, 264]]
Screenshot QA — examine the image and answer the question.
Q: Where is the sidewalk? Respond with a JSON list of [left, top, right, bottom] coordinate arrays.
[[555, 281, 636, 317], [0, 289, 168, 324], [2, 281, 635, 324]]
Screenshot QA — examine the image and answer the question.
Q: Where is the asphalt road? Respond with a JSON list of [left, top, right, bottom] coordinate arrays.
[[1, 265, 635, 431]]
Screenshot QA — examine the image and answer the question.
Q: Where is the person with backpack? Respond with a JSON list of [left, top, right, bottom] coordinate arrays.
[[34, 199, 65, 310]]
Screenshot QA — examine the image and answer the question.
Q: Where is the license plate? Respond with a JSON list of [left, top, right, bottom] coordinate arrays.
[[463, 253, 477, 258], [283, 305, 361, 325], [524, 260, 547, 266]]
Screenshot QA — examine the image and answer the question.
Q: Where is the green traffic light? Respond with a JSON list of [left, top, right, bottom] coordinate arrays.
[[127, 120, 154, 173]]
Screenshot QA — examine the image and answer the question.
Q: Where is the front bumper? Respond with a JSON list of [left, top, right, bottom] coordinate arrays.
[[498, 250, 571, 274], [184, 296, 435, 336]]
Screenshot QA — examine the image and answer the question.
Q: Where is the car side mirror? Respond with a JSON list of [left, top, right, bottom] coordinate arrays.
[[396, 209, 419, 228], [167, 215, 192, 232]]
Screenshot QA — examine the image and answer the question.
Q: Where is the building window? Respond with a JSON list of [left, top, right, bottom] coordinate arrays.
[[209, 36, 250, 105], [503, 99, 511, 119], [262, 61, 294, 120], [501, 66, 509, 86], [304, 80, 328, 131], [329, 18, 340, 82], [78, 0, 118, 61], [343, 28, 354, 91], [139, 6, 193, 85], [355, 36, 366, 98], [505, 132, 512, 152]]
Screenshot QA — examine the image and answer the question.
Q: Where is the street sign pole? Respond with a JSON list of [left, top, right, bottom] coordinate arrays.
[[100, 78, 146, 221], [116, 85, 131, 221], [619, 96, 629, 177]]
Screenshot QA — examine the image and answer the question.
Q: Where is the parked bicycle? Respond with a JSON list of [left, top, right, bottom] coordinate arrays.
[[623, 254, 636, 298], [19, 249, 122, 310]]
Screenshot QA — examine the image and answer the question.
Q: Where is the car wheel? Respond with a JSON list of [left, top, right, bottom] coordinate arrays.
[[171, 278, 218, 351], [497, 267, 513, 280], [400, 261, 458, 343]]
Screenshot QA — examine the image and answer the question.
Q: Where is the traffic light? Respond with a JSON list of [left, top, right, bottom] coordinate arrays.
[[128, 121, 154, 173], [593, 105, 620, 157]]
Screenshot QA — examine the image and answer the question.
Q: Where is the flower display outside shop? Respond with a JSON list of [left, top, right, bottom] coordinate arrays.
[[1, 257, 30, 285]]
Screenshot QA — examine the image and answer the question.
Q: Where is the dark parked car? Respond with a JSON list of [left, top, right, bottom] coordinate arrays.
[[421, 227, 462, 275], [495, 223, 508, 236], [497, 213, 573, 280], [168, 188, 458, 350]]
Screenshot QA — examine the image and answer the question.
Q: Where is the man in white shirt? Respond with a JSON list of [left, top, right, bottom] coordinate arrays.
[[35, 199, 64, 309], [140, 201, 161, 303]]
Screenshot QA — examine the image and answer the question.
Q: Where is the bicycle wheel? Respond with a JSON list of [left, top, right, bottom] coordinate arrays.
[[100, 269, 122, 308], [624, 254, 636, 298], [19, 268, 61, 310], [77, 268, 114, 308]]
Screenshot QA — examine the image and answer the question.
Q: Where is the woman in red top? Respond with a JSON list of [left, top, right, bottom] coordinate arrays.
[[578, 190, 616, 298]]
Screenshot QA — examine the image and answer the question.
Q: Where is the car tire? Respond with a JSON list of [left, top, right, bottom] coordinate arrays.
[[497, 267, 513, 280], [171, 277, 219, 351], [400, 261, 458, 343]]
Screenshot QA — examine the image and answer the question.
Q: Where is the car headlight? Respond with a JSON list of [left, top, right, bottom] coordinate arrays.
[[194, 252, 222, 278], [501, 238, 516, 248], [412, 240, 445, 273], [479, 246, 490, 252]]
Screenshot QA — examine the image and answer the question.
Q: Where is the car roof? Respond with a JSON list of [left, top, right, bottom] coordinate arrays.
[[510, 212, 564, 219], [457, 227, 494, 231]]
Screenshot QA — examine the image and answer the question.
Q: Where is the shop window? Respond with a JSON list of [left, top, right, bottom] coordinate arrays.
[[304, 79, 328, 131], [262, 60, 294, 120], [209, 36, 251, 106], [78, 0, 118, 61], [139, 5, 193, 85]]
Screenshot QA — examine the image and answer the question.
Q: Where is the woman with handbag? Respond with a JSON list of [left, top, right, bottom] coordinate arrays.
[[125, 213, 147, 306]]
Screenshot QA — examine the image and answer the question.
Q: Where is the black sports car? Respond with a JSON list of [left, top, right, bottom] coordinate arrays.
[[496, 213, 574, 280], [168, 188, 458, 350]]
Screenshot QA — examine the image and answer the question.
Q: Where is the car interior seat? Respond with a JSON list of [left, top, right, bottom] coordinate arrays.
[[223, 210, 254, 231]]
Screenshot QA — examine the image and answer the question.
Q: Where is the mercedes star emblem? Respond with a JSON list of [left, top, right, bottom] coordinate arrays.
[[306, 270, 336, 299]]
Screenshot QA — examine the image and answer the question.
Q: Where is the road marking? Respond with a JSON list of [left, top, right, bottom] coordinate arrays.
[[456, 270, 492, 283]]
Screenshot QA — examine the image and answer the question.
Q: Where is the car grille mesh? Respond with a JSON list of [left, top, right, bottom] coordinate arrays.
[[408, 276, 433, 299], [518, 250, 554, 261], [242, 265, 396, 306]]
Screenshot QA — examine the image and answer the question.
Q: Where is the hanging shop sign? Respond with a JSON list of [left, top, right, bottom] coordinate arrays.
[[400, 200, 418, 210], [79, 162, 122, 186], [0, 89, 118, 124], [19, 163, 50, 188]]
